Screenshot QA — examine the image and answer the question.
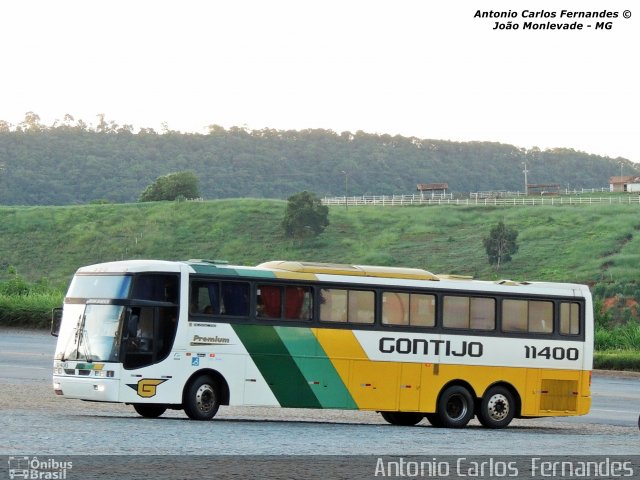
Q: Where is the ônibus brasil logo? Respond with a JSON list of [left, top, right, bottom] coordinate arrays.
[[8, 456, 72, 479]]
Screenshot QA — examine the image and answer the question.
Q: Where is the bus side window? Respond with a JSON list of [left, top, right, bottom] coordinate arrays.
[[320, 289, 374, 324], [410, 294, 436, 327], [560, 302, 580, 335], [383, 292, 436, 328], [256, 285, 312, 321], [320, 289, 347, 322], [443, 296, 469, 329], [502, 299, 552, 334], [257, 285, 282, 318], [285, 286, 312, 320], [529, 301, 553, 333], [382, 292, 409, 326], [502, 300, 528, 332], [470, 298, 495, 330], [190, 281, 220, 315], [221, 282, 249, 316], [133, 274, 179, 303], [348, 290, 374, 324]]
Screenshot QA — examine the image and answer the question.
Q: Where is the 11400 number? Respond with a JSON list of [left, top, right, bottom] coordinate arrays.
[[524, 345, 579, 361]]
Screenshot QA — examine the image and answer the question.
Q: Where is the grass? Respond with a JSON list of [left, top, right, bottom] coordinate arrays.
[[0, 292, 63, 328], [3, 200, 640, 288], [2, 199, 640, 370], [595, 322, 640, 350], [594, 351, 640, 372]]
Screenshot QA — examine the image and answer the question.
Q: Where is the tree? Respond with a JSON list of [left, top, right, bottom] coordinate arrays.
[[483, 221, 519, 272], [282, 191, 329, 239], [139, 171, 200, 202], [19, 111, 44, 132]]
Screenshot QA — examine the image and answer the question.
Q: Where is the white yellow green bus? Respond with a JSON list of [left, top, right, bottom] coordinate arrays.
[[51, 259, 593, 428]]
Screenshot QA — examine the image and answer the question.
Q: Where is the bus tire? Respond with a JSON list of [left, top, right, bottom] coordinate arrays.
[[477, 386, 515, 429], [133, 403, 167, 418], [435, 385, 474, 428], [183, 375, 220, 420], [380, 412, 424, 426]]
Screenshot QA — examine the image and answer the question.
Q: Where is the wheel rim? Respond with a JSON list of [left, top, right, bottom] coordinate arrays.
[[195, 384, 215, 413], [446, 393, 468, 421], [486, 393, 509, 421]]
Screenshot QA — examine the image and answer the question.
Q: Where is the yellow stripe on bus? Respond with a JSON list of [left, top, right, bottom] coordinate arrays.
[[311, 329, 591, 417]]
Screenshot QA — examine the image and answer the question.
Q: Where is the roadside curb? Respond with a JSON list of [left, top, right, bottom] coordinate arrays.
[[592, 369, 640, 378]]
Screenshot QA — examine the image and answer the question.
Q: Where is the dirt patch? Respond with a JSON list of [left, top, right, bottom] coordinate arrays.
[[602, 297, 639, 317]]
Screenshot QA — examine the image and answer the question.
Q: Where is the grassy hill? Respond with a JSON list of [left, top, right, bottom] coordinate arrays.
[[2, 199, 639, 369], [1, 199, 639, 291]]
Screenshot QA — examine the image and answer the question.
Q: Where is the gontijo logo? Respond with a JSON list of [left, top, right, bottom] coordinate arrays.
[[379, 337, 484, 358], [126, 378, 167, 398]]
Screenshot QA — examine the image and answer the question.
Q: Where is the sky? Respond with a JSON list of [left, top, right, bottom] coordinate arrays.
[[1, 0, 637, 162]]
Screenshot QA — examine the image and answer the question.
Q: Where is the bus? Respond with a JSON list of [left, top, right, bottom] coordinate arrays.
[[51, 259, 593, 428]]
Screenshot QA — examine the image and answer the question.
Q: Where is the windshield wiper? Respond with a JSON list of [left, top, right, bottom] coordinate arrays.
[[77, 311, 95, 362], [60, 313, 83, 362]]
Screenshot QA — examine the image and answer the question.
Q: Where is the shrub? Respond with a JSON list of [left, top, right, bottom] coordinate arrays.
[[0, 268, 64, 328], [282, 191, 329, 239], [594, 351, 640, 372]]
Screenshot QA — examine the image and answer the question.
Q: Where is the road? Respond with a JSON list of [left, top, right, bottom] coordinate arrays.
[[0, 328, 638, 461]]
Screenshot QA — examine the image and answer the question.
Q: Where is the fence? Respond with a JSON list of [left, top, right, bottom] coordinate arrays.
[[322, 195, 640, 207], [469, 187, 610, 199]]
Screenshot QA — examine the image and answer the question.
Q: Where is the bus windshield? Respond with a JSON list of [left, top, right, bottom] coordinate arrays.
[[58, 304, 126, 362], [66, 275, 132, 299]]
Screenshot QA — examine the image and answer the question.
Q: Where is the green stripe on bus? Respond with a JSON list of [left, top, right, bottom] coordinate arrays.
[[234, 268, 277, 278], [189, 265, 240, 275], [231, 324, 321, 408], [189, 266, 277, 278], [274, 326, 358, 410]]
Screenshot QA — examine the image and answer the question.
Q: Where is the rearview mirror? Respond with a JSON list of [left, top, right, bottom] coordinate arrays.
[[51, 307, 62, 337]]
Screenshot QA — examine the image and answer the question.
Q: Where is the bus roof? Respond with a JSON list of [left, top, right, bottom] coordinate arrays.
[[76, 259, 183, 274], [75, 259, 590, 298], [257, 261, 440, 281]]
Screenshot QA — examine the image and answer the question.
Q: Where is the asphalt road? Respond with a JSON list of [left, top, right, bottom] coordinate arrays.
[[0, 328, 638, 460]]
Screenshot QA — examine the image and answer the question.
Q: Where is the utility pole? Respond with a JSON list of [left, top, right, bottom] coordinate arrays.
[[0, 162, 4, 204], [341, 171, 349, 210], [522, 161, 529, 196]]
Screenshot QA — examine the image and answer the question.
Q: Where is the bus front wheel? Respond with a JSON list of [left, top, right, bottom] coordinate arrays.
[[435, 385, 474, 428], [380, 412, 424, 426], [183, 375, 220, 420], [133, 403, 167, 418], [477, 386, 515, 428]]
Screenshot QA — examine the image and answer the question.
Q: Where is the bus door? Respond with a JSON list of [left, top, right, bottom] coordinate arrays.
[[122, 305, 178, 369]]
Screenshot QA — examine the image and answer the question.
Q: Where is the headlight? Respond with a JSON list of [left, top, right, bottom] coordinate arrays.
[[53, 382, 63, 395]]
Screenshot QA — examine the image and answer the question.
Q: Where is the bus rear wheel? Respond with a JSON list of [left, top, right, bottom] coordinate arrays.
[[133, 404, 167, 418], [477, 386, 515, 428], [435, 385, 474, 428], [380, 412, 424, 426], [183, 375, 220, 420]]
